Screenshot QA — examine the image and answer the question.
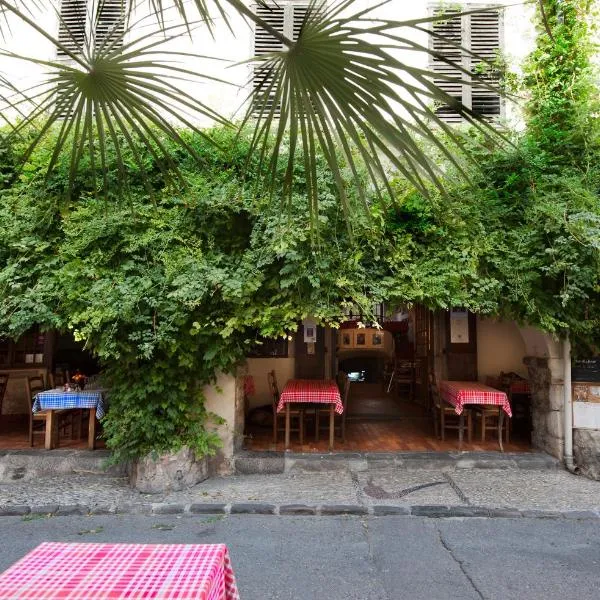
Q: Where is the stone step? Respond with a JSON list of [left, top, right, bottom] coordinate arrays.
[[234, 450, 560, 475], [0, 449, 127, 483]]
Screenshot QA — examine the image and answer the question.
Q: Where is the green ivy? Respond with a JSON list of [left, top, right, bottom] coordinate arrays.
[[0, 0, 598, 460]]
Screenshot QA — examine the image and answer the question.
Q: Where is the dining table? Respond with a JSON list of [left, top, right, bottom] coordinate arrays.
[[277, 379, 344, 450], [33, 389, 106, 450], [438, 380, 512, 451], [0, 542, 240, 600]]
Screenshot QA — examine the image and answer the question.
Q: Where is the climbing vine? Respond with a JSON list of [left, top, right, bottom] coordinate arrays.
[[0, 0, 598, 461]]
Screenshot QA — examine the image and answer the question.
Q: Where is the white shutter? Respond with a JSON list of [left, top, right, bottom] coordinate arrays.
[[470, 9, 501, 118], [430, 5, 503, 123], [431, 9, 463, 124], [57, 0, 87, 58], [252, 3, 308, 115], [94, 0, 126, 51], [253, 4, 285, 113]]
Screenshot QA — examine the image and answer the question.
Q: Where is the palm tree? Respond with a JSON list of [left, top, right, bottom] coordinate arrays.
[[0, 0, 506, 214]]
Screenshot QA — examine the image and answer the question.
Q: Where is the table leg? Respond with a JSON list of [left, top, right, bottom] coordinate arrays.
[[285, 403, 290, 450], [45, 410, 58, 450], [498, 407, 504, 453], [458, 413, 464, 450], [88, 408, 97, 450], [329, 404, 334, 451]]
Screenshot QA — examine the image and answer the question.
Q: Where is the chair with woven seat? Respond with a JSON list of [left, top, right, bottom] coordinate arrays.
[[315, 372, 350, 443], [472, 376, 511, 444], [268, 370, 305, 445], [26, 374, 69, 447], [430, 372, 472, 443]]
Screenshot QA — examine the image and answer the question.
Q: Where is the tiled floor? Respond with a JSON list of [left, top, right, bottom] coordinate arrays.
[[245, 383, 532, 453], [0, 416, 105, 450]]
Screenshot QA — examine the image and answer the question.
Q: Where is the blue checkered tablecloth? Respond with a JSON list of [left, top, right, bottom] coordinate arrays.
[[32, 391, 105, 419]]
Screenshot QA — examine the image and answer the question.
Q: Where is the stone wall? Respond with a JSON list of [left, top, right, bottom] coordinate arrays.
[[573, 429, 600, 480], [524, 356, 565, 459]]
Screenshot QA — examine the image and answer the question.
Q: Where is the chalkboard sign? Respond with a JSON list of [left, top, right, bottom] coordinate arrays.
[[572, 357, 600, 382]]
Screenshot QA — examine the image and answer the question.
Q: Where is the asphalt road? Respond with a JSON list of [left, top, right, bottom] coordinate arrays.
[[0, 514, 599, 599]]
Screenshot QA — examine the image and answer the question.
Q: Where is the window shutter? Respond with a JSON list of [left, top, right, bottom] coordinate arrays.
[[57, 0, 87, 59], [94, 0, 126, 51], [430, 5, 502, 123], [431, 9, 463, 124], [470, 9, 501, 118], [292, 5, 308, 40], [252, 3, 308, 115], [253, 4, 285, 114]]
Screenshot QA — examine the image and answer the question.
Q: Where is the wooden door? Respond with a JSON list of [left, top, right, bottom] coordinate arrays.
[[295, 325, 326, 379], [445, 310, 477, 381], [414, 306, 434, 405]]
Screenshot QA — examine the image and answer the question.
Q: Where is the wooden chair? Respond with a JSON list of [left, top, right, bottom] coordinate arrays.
[[268, 370, 305, 445], [386, 359, 415, 399], [0, 373, 8, 430], [315, 372, 350, 443], [430, 372, 472, 443], [473, 376, 511, 444], [26, 374, 68, 447]]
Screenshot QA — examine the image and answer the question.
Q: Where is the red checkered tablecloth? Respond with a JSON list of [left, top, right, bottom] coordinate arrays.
[[277, 379, 344, 414], [0, 542, 240, 600], [439, 380, 512, 417]]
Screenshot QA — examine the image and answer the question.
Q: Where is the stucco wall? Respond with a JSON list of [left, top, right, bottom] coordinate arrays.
[[2, 368, 48, 415], [477, 318, 528, 382], [203, 372, 241, 475], [245, 357, 295, 409]]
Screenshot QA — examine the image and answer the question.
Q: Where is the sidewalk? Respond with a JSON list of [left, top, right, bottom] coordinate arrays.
[[1, 451, 600, 519]]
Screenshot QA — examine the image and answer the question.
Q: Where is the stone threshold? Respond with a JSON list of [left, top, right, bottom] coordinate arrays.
[[0, 502, 596, 520], [234, 450, 560, 474]]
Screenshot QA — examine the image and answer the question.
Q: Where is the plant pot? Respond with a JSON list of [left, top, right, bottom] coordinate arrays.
[[129, 446, 208, 494]]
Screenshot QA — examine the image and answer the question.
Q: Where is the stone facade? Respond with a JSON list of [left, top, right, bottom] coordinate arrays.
[[129, 446, 209, 494], [574, 429, 600, 480], [525, 356, 565, 460]]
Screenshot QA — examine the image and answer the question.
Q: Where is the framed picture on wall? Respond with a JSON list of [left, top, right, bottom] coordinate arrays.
[[338, 330, 354, 348], [356, 332, 367, 346], [371, 332, 384, 347]]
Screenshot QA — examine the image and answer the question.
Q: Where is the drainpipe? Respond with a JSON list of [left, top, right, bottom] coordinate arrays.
[[563, 333, 577, 473]]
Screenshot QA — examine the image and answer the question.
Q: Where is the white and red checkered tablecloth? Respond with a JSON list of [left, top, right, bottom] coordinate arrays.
[[0, 542, 240, 600], [277, 379, 344, 414], [439, 380, 512, 417]]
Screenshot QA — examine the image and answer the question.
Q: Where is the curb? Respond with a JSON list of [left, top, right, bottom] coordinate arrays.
[[2, 503, 599, 520]]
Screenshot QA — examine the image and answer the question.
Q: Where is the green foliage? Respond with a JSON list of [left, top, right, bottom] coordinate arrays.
[[0, 1, 598, 460]]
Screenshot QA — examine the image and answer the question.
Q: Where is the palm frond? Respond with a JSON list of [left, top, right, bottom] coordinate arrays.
[[0, 1, 234, 194], [243, 0, 511, 221]]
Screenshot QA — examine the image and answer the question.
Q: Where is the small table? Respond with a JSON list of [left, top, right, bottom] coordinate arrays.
[[33, 390, 106, 450], [438, 380, 512, 451], [0, 542, 240, 600], [277, 379, 343, 450]]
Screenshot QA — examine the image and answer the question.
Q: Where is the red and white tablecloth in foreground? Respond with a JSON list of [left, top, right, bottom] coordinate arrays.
[[0, 542, 240, 600], [277, 379, 344, 414], [439, 380, 512, 418]]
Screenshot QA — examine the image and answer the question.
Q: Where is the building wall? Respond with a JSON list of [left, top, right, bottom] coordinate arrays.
[[477, 317, 528, 382], [246, 357, 295, 410], [1, 0, 537, 126], [203, 372, 241, 475], [2, 368, 48, 415]]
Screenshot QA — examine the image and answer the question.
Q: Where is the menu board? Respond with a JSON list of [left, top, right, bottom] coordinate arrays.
[[572, 357, 600, 382]]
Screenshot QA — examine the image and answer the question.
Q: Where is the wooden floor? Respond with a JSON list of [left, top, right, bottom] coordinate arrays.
[[245, 383, 532, 453], [0, 416, 105, 450]]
